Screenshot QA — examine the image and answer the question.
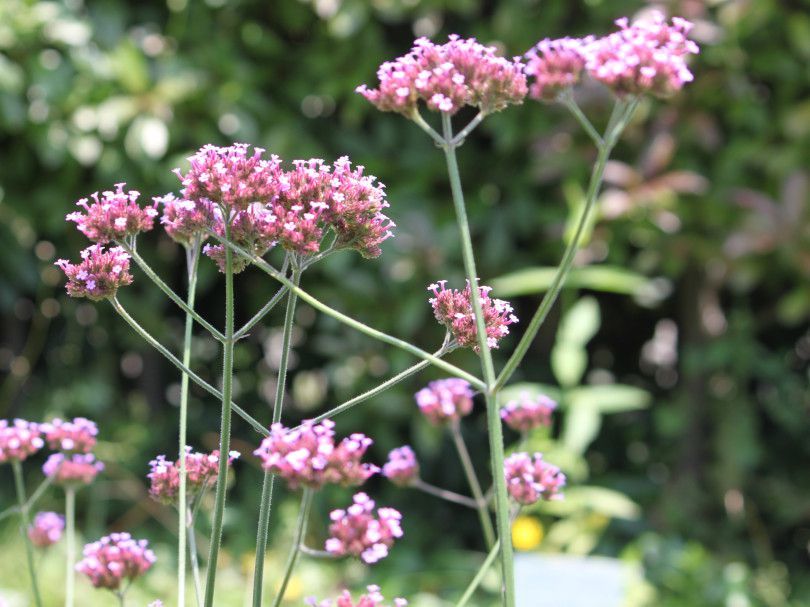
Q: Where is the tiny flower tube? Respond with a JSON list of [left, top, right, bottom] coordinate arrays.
[[500, 393, 557, 433], [307, 585, 408, 607], [41, 417, 98, 454], [325, 492, 403, 564], [76, 532, 156, 591], [147, 448, 239, 505], [28, 511, 65, 548], [66, 183, 157, 243], [414, 378, 474, 425], [504, 452, 565, 505], [55, 244, 133, 301], [43, 453, 103, 487], [0, 419, 44, 463], [382, 446, 419, 486]]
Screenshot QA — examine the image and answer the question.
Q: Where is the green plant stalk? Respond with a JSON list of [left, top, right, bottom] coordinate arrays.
[[456, 539, 501, 607], [441, 113, 515, 606], [234, 283, 289, 339], [187, 517, 203, 607], [411, 478, 479, 509], [0, 477, 52, 523], [450, 421, 496, 548], [12, 461, 43, 607], [270, 489, 314, 607], [252, 268, 301, 607], [65, 487, 76, 607], [204, 219, 236, 607]]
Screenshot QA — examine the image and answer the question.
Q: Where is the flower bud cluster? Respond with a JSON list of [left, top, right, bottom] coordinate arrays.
[[76, 533, 156, 590], [55, 245, 133, 301], [500, 393, 557, 433], [0, 419, 44, 463], [414, 378, 474, 425], [28, 511, 65, 548], [308, 586, 408, 607], [147, 448, 239, 505], [43, 452, 104, 486], [381, 446, 419, 486], [504, 452, 566, 505], [325, 492, 403, 564], [41, 417, 98, 454], [66, 183, 157, 243]]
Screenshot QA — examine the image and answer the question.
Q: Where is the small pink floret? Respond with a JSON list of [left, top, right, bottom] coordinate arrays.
[[325, 492, 403, 564]]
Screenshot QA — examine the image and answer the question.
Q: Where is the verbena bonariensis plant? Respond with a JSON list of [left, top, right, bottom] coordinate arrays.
[[0, 11, 697, 607]]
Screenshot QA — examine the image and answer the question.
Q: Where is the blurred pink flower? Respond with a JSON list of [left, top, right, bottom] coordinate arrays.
[[414, 378, 474, 425], [43, 453, 103, 487], [28, 511, 65, 548], [0, 419, 44, 463], [382, 446, 419, 486], [325, 493, 403, 564], [504, 452, 565, 505], [41, 417, 98, 454], [308, 585, 408, 607], [500, 393, 557, 432], [76, 532, 155, 591]]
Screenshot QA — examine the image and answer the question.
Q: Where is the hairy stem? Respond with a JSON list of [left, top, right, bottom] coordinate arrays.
[[12, 461, 42, 607], [449, 421, 496, 547], [65, 487, 76, 607], [235, 283, 288, 339], [270, 489, 314, 607], [187, 515, 203, 607], [455, 539, 501, 607]]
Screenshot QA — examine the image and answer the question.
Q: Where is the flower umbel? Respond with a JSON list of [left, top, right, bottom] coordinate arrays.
[[43, 453, 103, 486], [148, 448, 239, 505], [308, 586, 408, 607], [0, 419, 44, 463], [55, 244, 133, 301], [524, 37, 592, 102], [66, 183, 157, 244], [28, 512, 65, 548], [76, 532, 156, 590], [414, 378, 474, 425], [500, 393, 557, 433], [504, 452, 565, 505], [382, 446, 419, 486], [41, 417, 98, 454], [325, 492, 403, 564], [157, 193, 218, 246]]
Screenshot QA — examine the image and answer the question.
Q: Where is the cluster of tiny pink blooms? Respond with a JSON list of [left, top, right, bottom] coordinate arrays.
[[414, 378, 474, 424], [504, 452, 566, 505], [28, 511, 65, 548], [157, 193, 217, 246], [500, 393, 557, 433], [524, 37, 593, 101], [325, 492, 403, 564], [41, 417, 98, 453], [147, 448, 239, 505], [428, 280, 518, 350], [43, 453, 103, 486], [66, 183, 157, 243], [253, 420, 378, 490], [76, 533, 156, 590], [382, 446, 419, 486], [308, 586, 407, 607], [356, 35, 527, 116], [55, 244, 133, 301], [203, 202, 277, 273], [0, 419, 44, 463]]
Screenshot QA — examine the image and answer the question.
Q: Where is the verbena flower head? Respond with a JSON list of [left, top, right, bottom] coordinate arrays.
[[66, 183, 157, 243], [174, 143, 286, 212], [76, 532, 156, 591], [157, 193, 218, 246], [357, 35, 527, 116], [500, 393, 557, 433], [428, 280, 518, 350], [28, 511, 65, 548], [43, 453, 103, 487], [504, 452, 565, 505], [0, 419, 44, 463], [253, 420, 378, 490], [147, 448, 239, 505], [325, 492, 403, 564], [414, 378, 474, 425], [203, 203, 276, 273], [382, 446, 419, 486], [582, 14, 699, 98], [524, 37, 593, 102], [308, 586, 408, 607], [55, 244, 133, 301], [41, 417, 98, 454]]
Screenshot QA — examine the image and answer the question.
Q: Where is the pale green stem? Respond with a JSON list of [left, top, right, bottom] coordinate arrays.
[[234, 283, 288, 339], [270, 489, 314, 607], [187, 515, 203, 607], [561, 92, 603, 147], [0, 477, 52, 523], [455, 540, 501, 607], [450, 111, 486, 147], [450, 420, 496, 548], [12, 461, 42, 607], [441, 112, 515, 606], [65, 487, 76, 607], [410, 109, 445, 146], [204, 218, 236, 607], [411, 478, 479, 509], [253, 269, 301, 607]]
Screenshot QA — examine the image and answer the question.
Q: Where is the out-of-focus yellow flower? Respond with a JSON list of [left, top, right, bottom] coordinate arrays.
[[512, 515, 544, 551], [275, 575, 304, 600]]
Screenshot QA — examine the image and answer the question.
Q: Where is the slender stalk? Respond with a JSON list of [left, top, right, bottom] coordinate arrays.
[[449, 421, 496, 547], [299, 545, 336, 558], [187, 518, 203, 607], [0, 477, 52, 523], [455, 540, 501, 607], [450, 111, 485, 147], [411, 478, 479, 509], [204, 219, 236, 607], [234, 283, 288, 339], [410, 109, 445, 146], [270, 489, 314, 607], [253, 269, 301, 607], [12, 461, 42, 607], [65, 487, 76, 607], [441, 113, 515, 606], [561, 92, 603, 147]]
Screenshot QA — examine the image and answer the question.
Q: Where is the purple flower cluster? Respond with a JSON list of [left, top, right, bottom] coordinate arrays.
[[147, 448, 239, 505], [428, 280, 518, 350], [41, 417, 98, 454], [382, 446, 419, 486], [28, 511, 65, 548], [253, 420, 378, 490], [66, 183, 157, 243], [308, 586, 408, 607], [356, 35, 527, 116], [76, 532, 156, 590], [0, 419, 44, 463], [325, 492, 403, 564], [414, 378, 474, 425], [500, 393, 557, 433], [504, 452, 566, 505], [524, 37, 592, 102], [43, 453, 104, 487], [55, 244, 133, 301], [157, 193, 218, 247]]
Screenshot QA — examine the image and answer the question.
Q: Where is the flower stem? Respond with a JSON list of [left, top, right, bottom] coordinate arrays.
[[455, 539, 501, 607], [65, 487, 76, 607], [0, 477, 52, 523], [270, 489, 314, 607], [449, 421, 496, 547], [12, 461, 42, 607], [204, 219, 236, 607], [440, 112, 515, 607], [234, 283, 288, 339], [187, 514, 203, 607], [253, 268, 301, 607], [411, 478, 479, 509]]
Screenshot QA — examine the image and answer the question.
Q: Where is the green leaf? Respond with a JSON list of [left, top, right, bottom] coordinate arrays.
[[567, 385, 651, 414], [551, 341, 587, 388], [491, 266, 652, 297], [562, 400, 601, 454], [557, 296, 600, 346], [535, 486, 641, 520]]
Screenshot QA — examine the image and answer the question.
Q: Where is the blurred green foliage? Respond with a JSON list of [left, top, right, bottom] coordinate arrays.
[[1, 0, 809, 605]]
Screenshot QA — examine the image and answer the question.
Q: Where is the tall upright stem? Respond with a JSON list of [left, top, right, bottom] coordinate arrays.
[[270, 489, 314, 607], [450, 421, 496, 548], [252, 268, 301, 607], [440, 113, 515, 607], [187, 515, 203, 607], [204, 219, 236, 607], [65, 487, 76, 607], [12, 461, 42, 607]]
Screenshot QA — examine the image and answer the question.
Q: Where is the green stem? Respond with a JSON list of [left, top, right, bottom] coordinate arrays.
[[253, 269, 301, 607], [204, 219, 236, 607], [234, 283, 288, 339], [65, 487, 76, 607], [450, 421, 496, 548], [410, 109, 445, 146], [455, 540, 501, 607], [0, 477, 52, 523], [441, 112, 515, 607], [411, 478, 479, 509], [561, 92, 603, 148], [12, 461, 42, 607], [450, 111, 485, 147], [187, 514, 203, 607], [270, 489, 314, 607]]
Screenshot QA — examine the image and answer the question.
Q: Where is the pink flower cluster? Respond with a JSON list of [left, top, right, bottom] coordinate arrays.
[[525, 37, 592, 101], [43, 453, 104, 486], [500, 393, 557, 433], [41, 417, 98, 454], [356, 35, 527, 116], [382, 446, 419, 486], [157, 193, 218, 246], [28, 511, 65, 548], [414, 378, 474, 424], [308, 586, 407, 607], [253, 420, 378, 490], [147, 448, 239, 505], [66, 183, 157, 243], [55, 244, 133, 301], [76, 532, 156, 590], [0, 419, 44, 463], [325, 492, 403, 564], [428, 280, 517, 350], [504, 452, 565, 505]]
